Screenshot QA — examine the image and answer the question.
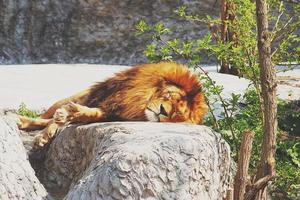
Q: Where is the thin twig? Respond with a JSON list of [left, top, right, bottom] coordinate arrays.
[[195, 64, 238, 145], [244, 48, 264, 119], [206, 99, 220, 129], [271, 16, 299, 48], [272, 1, 284, 33], [271, 19, 300, 56]]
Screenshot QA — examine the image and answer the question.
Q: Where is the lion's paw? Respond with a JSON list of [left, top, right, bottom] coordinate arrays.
[[63, 102, 89, 123], [63, 102, 83, 113], [34, 122, 59, 146], [33, 134, 48, 147], [17, 115, 33, 130], [53, 107, 68, 124]]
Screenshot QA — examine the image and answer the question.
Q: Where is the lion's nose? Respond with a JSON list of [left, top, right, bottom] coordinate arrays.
[[159, 104, 168, 116]]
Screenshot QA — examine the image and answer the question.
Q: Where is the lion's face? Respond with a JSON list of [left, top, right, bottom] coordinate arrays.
[[145, 84, 202, 124]]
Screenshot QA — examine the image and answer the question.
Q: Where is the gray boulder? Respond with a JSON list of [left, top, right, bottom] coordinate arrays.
[[0, 117, 48, 200], [0, 117, 232, 200], [41, 122, 232, 200]]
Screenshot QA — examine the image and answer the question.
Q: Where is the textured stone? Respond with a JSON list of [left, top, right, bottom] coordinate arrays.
[[0, 117, 48, 200], [40, 122, 232, 200], [0, 115, 232, 199], [0, 0, 219, 65]]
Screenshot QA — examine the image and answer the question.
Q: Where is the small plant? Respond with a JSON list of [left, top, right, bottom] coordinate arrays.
[[17, 103, 39, 118]]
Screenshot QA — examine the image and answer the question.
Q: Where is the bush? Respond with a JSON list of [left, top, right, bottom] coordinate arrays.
[[278, 100, 300, 136], [135, 0, 300, 197]]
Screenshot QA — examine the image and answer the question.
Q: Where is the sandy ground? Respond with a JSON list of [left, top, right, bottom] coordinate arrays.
[[277, 68, 300, 100], [0, 64, 299, 110], [0, 64, 130, 109]]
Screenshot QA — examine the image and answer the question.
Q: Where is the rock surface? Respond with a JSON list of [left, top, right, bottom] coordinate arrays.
[[36, 122, 232, 200], [0, 117, 48, 200], [0, 113, 232, 199], [0, 0, 219, 65]]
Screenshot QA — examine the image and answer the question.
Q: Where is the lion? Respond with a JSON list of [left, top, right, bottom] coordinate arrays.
[[17, 62, 208, 146]]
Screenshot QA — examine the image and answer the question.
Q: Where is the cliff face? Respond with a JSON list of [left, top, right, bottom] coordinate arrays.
[[0, 0, 219, 65]]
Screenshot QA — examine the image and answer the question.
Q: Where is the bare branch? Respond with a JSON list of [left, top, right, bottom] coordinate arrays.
[[244, 175, 273, 200], [233, 131, 255, 200], [271, 17, 300, 50], [271, 2, 284, 33]]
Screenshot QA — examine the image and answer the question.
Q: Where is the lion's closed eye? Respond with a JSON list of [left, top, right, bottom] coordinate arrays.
[[163, 93, 171, 100], [160, 104, 168, 116]]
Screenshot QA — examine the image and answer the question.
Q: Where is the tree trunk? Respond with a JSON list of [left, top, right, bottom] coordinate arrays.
[[219, 0, 239, 76], [219, 0, 230, 74], [0, 117, 48, 200], [254, 0, 278, 198], [233, 131, 254, 200], [226, 0, 239, 76]]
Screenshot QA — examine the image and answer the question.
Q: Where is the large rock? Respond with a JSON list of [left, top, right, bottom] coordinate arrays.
[[0, 117, 48, 200], [0, 115, 232, 199], [39, 122, 232, 200], [0, 0, 219, 65]]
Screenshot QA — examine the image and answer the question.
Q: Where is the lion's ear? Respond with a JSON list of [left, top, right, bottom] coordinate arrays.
[[155, 79, 166, 88], [188, 86, 202, 97]]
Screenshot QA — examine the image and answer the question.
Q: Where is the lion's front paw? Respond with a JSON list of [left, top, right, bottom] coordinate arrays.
[[63, 102, 90, 123], [33, 134, 49, 147], [17, 115, 32, 130], [34, 122, 59, 146], [53, 107, 68, 124]]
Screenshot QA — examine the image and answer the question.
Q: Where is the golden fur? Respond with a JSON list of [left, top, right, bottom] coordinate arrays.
[[18, 62, 208, 146]]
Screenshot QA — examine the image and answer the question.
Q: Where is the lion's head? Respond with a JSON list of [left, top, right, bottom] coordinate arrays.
[[145, 83, 207, 124], [138, 62, 208, 124]]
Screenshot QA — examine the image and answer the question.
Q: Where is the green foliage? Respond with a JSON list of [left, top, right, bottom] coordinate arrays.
[[278, 100, 300, 136], [286, 143, 300, 168], [275, 140, 300, 198], [17, 103, 39, 118], [270, 1, 300, 66], [275, 100, 300, 198], [135, 0, 300, 198]]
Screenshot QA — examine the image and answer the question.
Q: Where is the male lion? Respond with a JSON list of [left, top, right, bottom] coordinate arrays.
[[18, 62, 208, 146]]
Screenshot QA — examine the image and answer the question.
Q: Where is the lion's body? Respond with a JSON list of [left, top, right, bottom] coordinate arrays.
[[18, 62, 208, 146]]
